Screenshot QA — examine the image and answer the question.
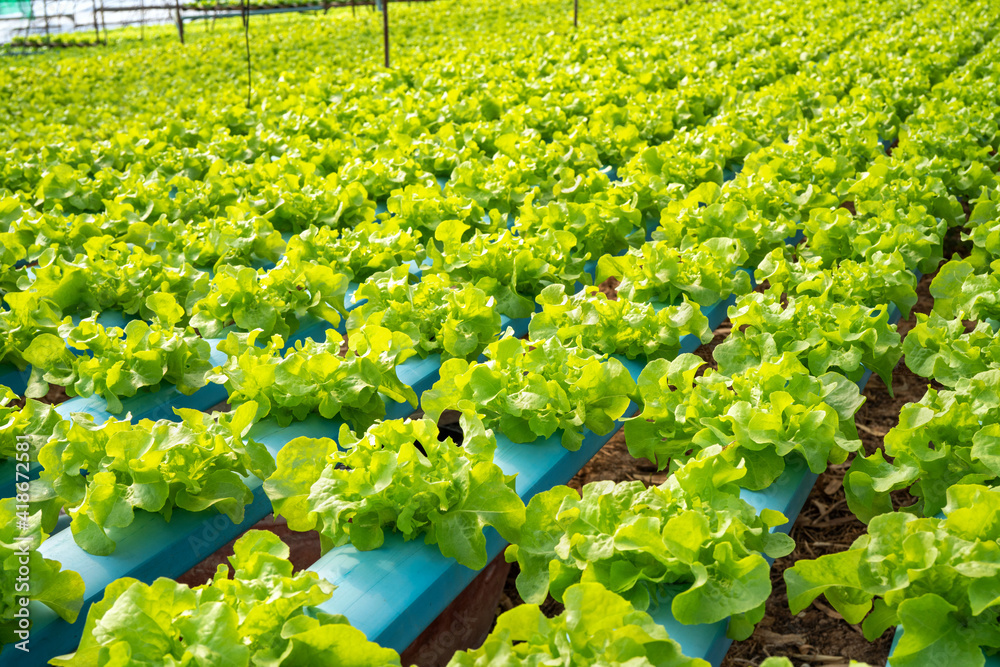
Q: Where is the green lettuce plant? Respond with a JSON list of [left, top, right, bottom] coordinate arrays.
[[447, 582, 710, 667], [284, 220, 424, 283], [0, 499, 84, 648], [264, 412, 523, 569], [930, 258, 1000, 323], [23, 295, 214, 413], [146, 214, 287, 270], [51, 530, 401, 666], [596, 237, 751, 307], [0, 292, 68, 371], [786, 485, 1000, 667], [714, 290, 902, 391], [505, 448, 794, 640], [189, 258, 350, 339], [347, 267, 501, 361], [625, 353, 864, 489], [19, 243, 207, 321], [514, 192, 644, 258], [802, 202, 945, 274], [0, 386, 62, 461], [209, 326, 418, 429], [31, 402, 273, 555], [426, 227, 591, 320], [902, 311, 1000, 386], [756, 247, 918, 319], [384, 182, 495, 241], [845, 369, 1000, 522], [421, 335, 636, 452], [528, 285, 712, 360], [655, 185, 798, 268]]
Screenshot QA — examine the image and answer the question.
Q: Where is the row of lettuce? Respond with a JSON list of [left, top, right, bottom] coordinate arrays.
[[784, 51, 1000, 667], [1, 0, 999, 665]]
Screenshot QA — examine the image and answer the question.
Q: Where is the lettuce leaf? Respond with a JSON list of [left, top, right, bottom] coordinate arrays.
[[715, 290, 902, 391], [786, 485, 1000, 666], [189, 258, 350, 339], [596, 237, 751, 307], [625, 353, 864, 489], [51, 530, 400, 666], [529, 285, 712, 360], [210, 326, 417, 430], [0, 386, 63, 462], [264, 412, 523, 569], [31, 402, 273, 555], [421, 335, 636, 452], [504, 449, 793, 637], [348, 267, 501, 361], [447, 582, 710, 667], [0, 498, 84, 645]]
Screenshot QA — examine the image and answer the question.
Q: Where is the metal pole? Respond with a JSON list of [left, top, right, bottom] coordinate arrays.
[[174, 0, 184, 43], [573, 0, 577, 27], [41, 0, 49, 37], [381, 0, 388, 68], [100, 0, 107, 44], [242, 0, 251, 107], [91, 0, 100, 42]]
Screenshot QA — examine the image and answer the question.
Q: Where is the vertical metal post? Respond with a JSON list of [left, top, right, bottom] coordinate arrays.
[[91, 0, 100, 42], [242, 0, 251, 107], [174, 0, 184, 43], [100, 0, 107, 44], [381, 0, 388, 68], [41, 0, 49, 37], [573, 0, 577, 27]]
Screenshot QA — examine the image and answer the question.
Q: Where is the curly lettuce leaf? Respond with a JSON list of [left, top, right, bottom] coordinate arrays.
[[596, 237, 751, 307], [426, 228, 591, 320], [24, 306, 214, 413], [190, 258, 350, 339], [803, 202, 945, 275], [210, 326, 417, 429], [845, 371, 1000, 522], [756, 247, 918, 319], [285, 220, 424, 283], [529, 284, 712, 360], [930, 258, 1000, 323], [348, 267, 501, 361], [625, 353, 864, 489], [31, 402, 273, 555], [786, 486, 1000, 666], [903, 312, 1000, 386], [715, 290, 902, 391], [505, 449, 792, 637], [447, 582, 710, 667], [265, 413, 523, 569], [514, 191, 644, 258], [421, 335, 636, 452], [51, 530, 400, 666], [0, 498, 84, 646], [0, 386, 63, 461]]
